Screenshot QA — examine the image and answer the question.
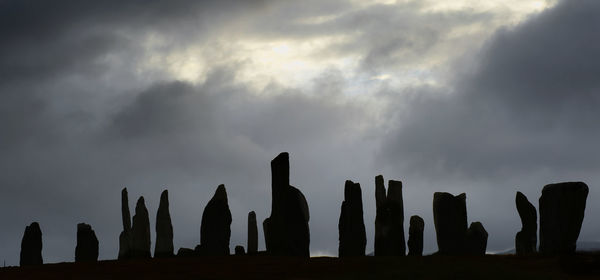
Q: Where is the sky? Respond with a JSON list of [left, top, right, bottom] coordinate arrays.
[[1, 0, 599, 265]]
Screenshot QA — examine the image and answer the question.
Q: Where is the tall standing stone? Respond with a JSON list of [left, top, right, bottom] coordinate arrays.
[[199, 184, 232, 256], [465, 222, 488, 255], [155, 190, 174, 258], [118, 188, 132, 260], [20, 222, 43, 266], [407, 215, 424, 256], [131, 196, 151, 259], [248, 211, 258, 254], [374, 175, 405, 256], [75, 223, 99, 262], [539, 182, 589, 255], [263, 152, 310, 257], [338, 180, 366, 257], [515, 191, 537, 255], [433, 192, 467, 255]]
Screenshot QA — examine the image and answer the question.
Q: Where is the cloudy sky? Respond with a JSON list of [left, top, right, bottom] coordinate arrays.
[[2, 0, 599, 264]]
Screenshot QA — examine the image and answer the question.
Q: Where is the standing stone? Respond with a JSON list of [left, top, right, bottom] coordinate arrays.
[[407, 215, 424, 256], [75, 223, 99, 262], [338, 180, 366, 257], [374, 175, 405, 256], [131, 196, 151, 259], [155, 190, 174, 258], [539, 182, 589, 255], [433, 192, 467, 255], [199, 184, 232, 256], [118, 188, 132, 260], [263, 152, 310, 257], [235, 245, 246, 256], [465, 222, 488, 255], [248, 211, 258, 254], [515, 191, 537, 255], [20, 222, 43, 266]]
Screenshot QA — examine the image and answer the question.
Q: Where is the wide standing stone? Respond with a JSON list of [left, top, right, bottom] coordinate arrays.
[[338, 180, 366, 257], [75, 223, 99, 262], [433, 192, 467, 255], [199, 184, 232, 256], [20, 222, 43, 266], [407, 215, 424, 256], [155, 190, 174, 258], [118, 188, 132, 260], [465, 222, 488, 255], [515, 191, 537, 255], [263, 152, 310, 257], [131, 196, 151, 259], [539, 182, 589, 255], [374, 175, 405, 256], [248, 211, 258, 254]]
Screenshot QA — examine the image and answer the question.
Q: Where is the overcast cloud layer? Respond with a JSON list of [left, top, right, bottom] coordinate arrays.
[[1, 0, 598, 265]]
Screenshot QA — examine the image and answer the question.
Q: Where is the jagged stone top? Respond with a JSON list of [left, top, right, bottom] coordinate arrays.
[[387, 180, 403, 203], [136, 196, 147, 213]]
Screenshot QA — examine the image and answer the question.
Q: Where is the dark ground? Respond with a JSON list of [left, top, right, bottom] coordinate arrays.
[[2, 254, 600, 279]]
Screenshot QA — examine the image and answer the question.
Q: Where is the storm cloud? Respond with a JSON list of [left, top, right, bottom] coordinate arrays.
[[1, 0, 597, 265]]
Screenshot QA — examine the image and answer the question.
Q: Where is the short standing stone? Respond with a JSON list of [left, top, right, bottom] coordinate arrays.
[[515, 191, 537, 255], [407, 215, 424, 256], [248, 211, 258, 254], [465, 222, 488, 255], [155, 190, 174, 258], [433, 192, 467, 255], [235, 246, 245, 256], [75, 223, 99, 262], [131, 196, 151, 259], [338, 180, 366, 257], [200, 184, 232, 256], [539, 182, 589, 255], [20, 222, 43, 266], [176, 248, 196, 257]]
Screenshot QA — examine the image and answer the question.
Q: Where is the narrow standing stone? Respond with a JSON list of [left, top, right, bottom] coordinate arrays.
[[131, 196, 151, 259], [20, 222, 43, 266], [407, 215, 424, 256], [155, 190, 174, 258], [539, 182, 589, 255], [515, 191, 537, 255], [338, 180, 366, 257], [118, 188, 132, 260], [75, 223, 99, 262], [248, 211, 258, 254], [199, 184, 232, 256], [235, 245, 245, 256]]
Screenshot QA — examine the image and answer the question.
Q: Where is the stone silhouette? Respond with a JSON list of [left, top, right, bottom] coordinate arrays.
[[539, 182, 589, 255], [131, 196, 151, 259], [75, 223, 99, 262], [235, 245, 245, 256], [155, 190, 174, 258], [176, 248, 196, 257], [118, 188, 132, 260], [407, 215, 424, 256], [515, 191, 537, 255], [20, 222, 43, 266], [248, 211, 258, 254], [263, 152, 310, 257], [374, 175, 405, 256], [338, 180, 366, 257], [433, 192, 467, 255], [199, 184, 232, 256], [465, 222, 488, 255]]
